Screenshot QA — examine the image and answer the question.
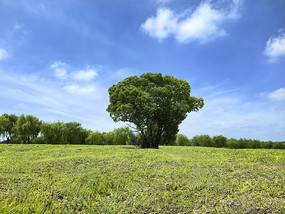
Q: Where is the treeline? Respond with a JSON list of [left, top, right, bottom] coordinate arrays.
[[0, 114, 135, 145], [0, 114, 284, 149], [175, 134, 285, 149]]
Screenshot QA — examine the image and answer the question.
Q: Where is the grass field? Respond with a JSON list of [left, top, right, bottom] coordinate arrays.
[[0, 144, 284, 213]]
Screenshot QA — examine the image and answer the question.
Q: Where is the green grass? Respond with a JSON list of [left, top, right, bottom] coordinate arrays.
[[0, 144, 284, 213]]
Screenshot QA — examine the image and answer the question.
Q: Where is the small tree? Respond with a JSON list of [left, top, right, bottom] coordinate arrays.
[[107, 73, 204, 148], [16, 114, 41, 144]]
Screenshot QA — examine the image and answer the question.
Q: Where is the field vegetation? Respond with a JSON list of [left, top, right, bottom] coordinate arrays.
[[1, 114, 284, 150], [0, 144, 284, 213]]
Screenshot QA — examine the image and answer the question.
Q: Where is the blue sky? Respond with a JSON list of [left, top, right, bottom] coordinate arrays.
[[0, 0, 285, 141]]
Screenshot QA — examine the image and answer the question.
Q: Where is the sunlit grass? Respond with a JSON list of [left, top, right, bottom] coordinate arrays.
[[0, 144, 284, 213]]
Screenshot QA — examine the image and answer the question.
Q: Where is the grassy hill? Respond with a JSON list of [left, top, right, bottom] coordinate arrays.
[[0, 144, 284, 213]]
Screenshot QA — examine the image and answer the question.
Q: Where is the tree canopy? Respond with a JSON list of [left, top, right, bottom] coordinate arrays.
[[107, 72, 204, 148]]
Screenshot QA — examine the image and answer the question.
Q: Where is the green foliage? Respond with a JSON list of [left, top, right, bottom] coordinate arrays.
[[107, 72, 204, 148], [192, 134, 213, 147], [176, 134, 189, 146], [0, 113, 18, 143], [0, 145, 284, 213], [113, 127, 135, 145], [61, 122, 89, 144], [188, 135, 285, 150], [86, 131, 103, 145], [212, 135, 227, 147], [189, 135, 200, 146], [272, 141, 285, 149], [1, 113, 283, 149], [15, 114, 41, 144], [41, 121, 89, 144], [103, 131, 115, 145], [40, 122, 63, 144]]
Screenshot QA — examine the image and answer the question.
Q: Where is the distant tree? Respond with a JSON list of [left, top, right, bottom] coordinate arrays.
[[41, 122, 64, 144], [198, 135, 212, 147], [113, 127, 135, 145], [0, 114, 18, 143], [107, 72, 204, 149], [86, 131, 103, 145], [41, 121, 89, 144], [176, 134, 189, 146], [212, 135, 227, 148], [61, 122, 88, 144], [261, 141, 273, 149], [189, 135, 200, 146], [272, 141, 285, 149], [103, 131, 115, 145], [15, 114, 41, 144]]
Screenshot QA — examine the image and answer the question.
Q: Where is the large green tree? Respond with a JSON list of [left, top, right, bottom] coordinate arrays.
[[107, 73, 204, 148]]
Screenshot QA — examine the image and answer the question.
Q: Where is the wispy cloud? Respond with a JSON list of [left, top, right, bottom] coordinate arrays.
[[0, 69, 123, 131], [180, 86, 285, 141], [141, 0, 242, 43], [64, 84, 97, 95], [72, 69, 98, 81], [264, 29, 285, 62], [0, 48, 9, 60], [51, 61, 68, 80], [267, 88, 285, 101]]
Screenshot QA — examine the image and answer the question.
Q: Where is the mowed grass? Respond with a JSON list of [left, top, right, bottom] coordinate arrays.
[[0, 144, 284, 213]]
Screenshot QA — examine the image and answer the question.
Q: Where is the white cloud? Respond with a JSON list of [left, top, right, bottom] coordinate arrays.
[[176, 3, 226, 43], [64, 84, 96, 95], [179, 86, 285, 141], [72, 69, 98, 81], [0, 70, 124, 132], [0, 48, 9, 60], [141, 8, 177, 40], [264, 30, 285, 62], [141, 0, 242, 43], [51, 61, 68, 79], [268, 88, 285, 101]]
